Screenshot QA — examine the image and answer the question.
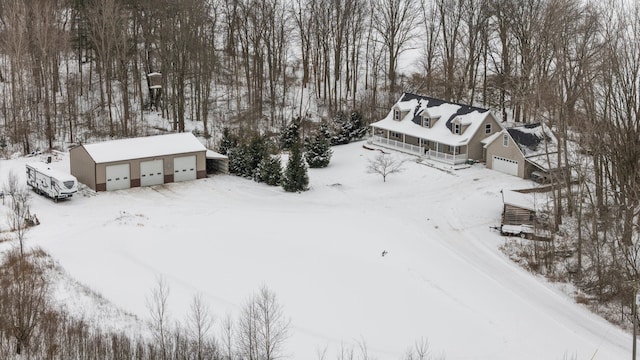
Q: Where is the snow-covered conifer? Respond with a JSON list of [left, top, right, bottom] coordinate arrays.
[[256, 156, 282, 186], [305, 122, 333, 168], [282, 142, 308, 192]]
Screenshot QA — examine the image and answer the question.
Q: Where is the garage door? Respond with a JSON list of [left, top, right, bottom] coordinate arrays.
[[174, 155, 196, 182], [106, 164, 131, 191], [492, 156, 519, 176], [140, 159, 164, 187]]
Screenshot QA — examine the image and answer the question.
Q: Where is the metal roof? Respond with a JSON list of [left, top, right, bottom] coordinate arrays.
[[82, 133, 206, 163]]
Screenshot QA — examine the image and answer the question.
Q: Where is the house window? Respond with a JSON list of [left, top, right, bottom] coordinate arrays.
[[485, 123, 491, 134], [390, 131, 402, 139], [422, 117, 430, 127], [454, 123, 461, 134], [393, 109, 400, 121], [503, 133, 509, 147]]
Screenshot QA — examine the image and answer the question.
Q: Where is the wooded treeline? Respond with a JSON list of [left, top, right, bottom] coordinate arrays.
[[0, 0, 628, 150], [1, 0, 640, 336]]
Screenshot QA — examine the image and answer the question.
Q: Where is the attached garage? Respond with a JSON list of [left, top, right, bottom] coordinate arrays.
[[484, 124, 558, 179], [70, 132, 209, 192], [492, 156, 519, 176]]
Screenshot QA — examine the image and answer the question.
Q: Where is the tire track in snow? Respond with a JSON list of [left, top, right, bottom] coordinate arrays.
[[440, 191, 630, 357]]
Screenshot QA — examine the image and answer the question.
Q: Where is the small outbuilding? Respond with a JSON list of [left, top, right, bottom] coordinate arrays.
[[500, 189, 550, 240], [501, 189, 537, 227], [70, 132, 212, 191]]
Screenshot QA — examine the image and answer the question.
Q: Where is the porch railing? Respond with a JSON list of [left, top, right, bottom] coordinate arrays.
[[371, 135, 469, 165], [426, 149, 468, 165], [371, 136, 422, 155]]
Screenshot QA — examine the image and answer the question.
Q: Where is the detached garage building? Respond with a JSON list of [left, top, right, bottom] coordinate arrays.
[[70, 133, 208, 191]]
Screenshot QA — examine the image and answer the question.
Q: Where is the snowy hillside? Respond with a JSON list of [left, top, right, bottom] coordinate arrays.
[[0, 142, 632, 359]]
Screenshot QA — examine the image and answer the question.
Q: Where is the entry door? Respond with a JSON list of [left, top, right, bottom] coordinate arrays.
[[173, 155, 197, 182], [140, 159, 164, 187], [106, 164, 131, 191]]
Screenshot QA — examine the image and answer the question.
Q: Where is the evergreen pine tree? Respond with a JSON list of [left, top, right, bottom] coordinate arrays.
[[280, 117, 301, 151], [228, 145, 251, 177], [256, 156, 282, 186], [282, 142, 309, 192], [218, 127, 238, 155], [305, 122, 333, 168], [348, 111, 368, 140], [330, 110, 368, 145], [247, 134, 269, 178], [330, 111, 349, 145]]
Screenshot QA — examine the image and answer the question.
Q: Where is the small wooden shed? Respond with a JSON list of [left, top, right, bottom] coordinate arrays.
[[501, 189, 536, 226]]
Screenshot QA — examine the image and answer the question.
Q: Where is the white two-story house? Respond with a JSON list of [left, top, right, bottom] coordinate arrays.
[[370, 93, 502, 165]]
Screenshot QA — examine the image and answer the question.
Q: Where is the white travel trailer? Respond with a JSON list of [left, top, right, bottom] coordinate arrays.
[[26, 162, 78, 202]]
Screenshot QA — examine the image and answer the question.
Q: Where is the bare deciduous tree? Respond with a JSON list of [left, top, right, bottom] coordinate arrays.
[[222, 313, 235, 360], [372, 0, 420, 99], [367, 153, 405, 182], [188, 293, 214, 360], [404, 337, 432, 360], [5, 171, 31, 257], [0, 248, 50, 356], [146, 276, 171, 360], [237, 285, 290, 360]]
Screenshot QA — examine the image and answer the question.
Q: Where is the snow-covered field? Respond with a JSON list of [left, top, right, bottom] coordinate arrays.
[[0, 142, 632, 359]]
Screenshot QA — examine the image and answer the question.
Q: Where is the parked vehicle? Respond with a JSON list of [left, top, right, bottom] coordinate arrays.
[[26, 162, 78, 202], [500, 224, 534, 238], [530, 171, 551, 184]]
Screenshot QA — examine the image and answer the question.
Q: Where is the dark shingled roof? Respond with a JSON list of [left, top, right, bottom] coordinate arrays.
[[399, 93, 490, 131], [507, 123, 552, 153]]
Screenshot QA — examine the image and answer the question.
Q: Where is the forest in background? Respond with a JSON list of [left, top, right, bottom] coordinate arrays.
[[1, 0, 640, 355]]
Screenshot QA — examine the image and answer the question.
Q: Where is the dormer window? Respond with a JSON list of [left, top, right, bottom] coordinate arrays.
[[485, 123, 491, 134], [454, 123, 461, 134], [393, 109, 400, 121], [422, 117, 430, 127]]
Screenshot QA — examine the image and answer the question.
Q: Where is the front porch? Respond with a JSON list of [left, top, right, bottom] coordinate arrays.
[[370, 135, 469, 165]]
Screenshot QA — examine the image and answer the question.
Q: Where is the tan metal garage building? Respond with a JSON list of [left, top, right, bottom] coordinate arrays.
[[70, 132, 208, 191]]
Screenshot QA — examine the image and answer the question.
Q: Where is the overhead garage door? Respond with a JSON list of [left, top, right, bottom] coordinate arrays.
[[106, 164, 131, 191], [140, 159, 164, 187], [492, 156, 519, 176], [174, 155, 196, 182]]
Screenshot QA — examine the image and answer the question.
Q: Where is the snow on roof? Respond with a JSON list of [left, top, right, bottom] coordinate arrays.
[[482, 131, 503, 147], [507, 123, 557, 158], [502, 189, 537, 212], [370, 93, 492, 146], [525, 153, 559, 171], [206, 149, 228, 160], [27, 162, 77, 182], [83, 133, 206, 163]]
